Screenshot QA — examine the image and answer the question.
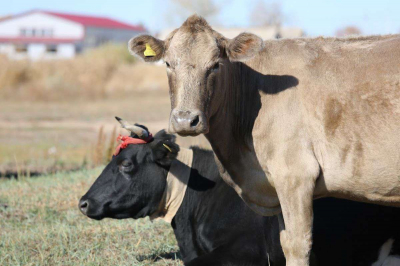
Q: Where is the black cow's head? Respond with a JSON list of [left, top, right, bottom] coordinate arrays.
[[79, 120, 179, 220]]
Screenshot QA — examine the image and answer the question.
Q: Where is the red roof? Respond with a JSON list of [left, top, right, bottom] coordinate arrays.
[[0, 10, 146, 31], [0, 37, 81, 44], [42, 11, 146, 31], [43, 11, 145, 31]]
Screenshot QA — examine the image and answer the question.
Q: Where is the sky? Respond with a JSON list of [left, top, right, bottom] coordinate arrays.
[[1, 0, 400, 36]]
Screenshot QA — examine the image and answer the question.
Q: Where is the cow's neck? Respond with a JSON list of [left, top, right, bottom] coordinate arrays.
[[207, 60, 262, 168], [205, 59, 280, 211], [208, 59, 262, 148], [150, 148, 193, 223], [171, 147, 222, 263]]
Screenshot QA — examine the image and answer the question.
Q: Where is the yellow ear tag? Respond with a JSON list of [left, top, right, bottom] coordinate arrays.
[[144, 43, 156, 57], [163, 143, 172, 152]]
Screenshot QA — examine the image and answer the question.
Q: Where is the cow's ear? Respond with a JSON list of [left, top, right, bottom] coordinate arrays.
[[128, 35, 164, 62], [226, 33, 263, 62], [152, 140, 179, 167]]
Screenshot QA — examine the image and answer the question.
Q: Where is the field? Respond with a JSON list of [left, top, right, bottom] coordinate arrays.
[[0, 44, 209, 176], [0, 91, 208, 176], [0, 44, 209, 265], [0, 168, 183, 266]]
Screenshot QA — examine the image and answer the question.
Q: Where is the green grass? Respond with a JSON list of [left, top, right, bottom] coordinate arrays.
[[0, 168, 181, 266]]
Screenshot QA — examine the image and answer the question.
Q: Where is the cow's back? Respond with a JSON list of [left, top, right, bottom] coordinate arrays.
[[250, 35, 400, 204]]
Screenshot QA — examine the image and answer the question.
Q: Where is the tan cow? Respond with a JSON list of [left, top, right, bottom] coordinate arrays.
[[129, 15, 400, 266]]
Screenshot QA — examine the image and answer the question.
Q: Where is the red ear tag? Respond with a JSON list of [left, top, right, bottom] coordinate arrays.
[[113, 134, 153, 156]]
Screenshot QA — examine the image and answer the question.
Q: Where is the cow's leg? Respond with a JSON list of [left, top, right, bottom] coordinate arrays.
[[276, 177, 315, 266]]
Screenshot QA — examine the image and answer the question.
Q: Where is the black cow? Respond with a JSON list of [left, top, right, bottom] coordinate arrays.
[[80, 127, 285, 266], [79, 121, 399, 266]]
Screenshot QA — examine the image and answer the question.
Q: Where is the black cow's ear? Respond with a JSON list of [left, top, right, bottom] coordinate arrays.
[[151, 140, 180, 167], [128, 35, 165, 62]]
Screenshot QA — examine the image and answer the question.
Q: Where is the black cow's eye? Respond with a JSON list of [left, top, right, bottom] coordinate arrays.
[[121, 159, 132, 167], [120, 160, 134, 173], [165, 62, 170, 67]]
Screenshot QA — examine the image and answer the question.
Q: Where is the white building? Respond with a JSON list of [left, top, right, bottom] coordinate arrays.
[[0, 10, 146, 60]]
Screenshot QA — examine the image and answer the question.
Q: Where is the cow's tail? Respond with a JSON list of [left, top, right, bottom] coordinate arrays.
[[372, 238, 395, 266]]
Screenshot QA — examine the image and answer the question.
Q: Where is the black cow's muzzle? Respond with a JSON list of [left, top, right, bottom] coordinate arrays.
[[79, 199, 89, 216], [78, 198, 103, 220]]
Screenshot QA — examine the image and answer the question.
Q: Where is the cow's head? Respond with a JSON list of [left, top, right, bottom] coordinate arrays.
[[79, 119, 179, 220], [129, 15, 263, 136]]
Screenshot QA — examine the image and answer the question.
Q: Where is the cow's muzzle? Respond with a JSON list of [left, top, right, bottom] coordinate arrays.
[[170, 109, 208, 136], [78, 198, 104, 220], [79, 199, 89, 215]]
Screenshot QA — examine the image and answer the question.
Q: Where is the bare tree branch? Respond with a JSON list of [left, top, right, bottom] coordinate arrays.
[[250, 1, 285, 27], [164, 0, 221, 27], [171, 0, 220, 19]]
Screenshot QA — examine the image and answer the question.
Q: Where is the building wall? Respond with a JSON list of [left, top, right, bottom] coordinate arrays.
[[83, 27, 143, 48], [28, 43, 46, 60], [57, 44, 75, 58], [0, 12, 84, 39], [0, 43, 76, 60], [0, 11, 143, 60]]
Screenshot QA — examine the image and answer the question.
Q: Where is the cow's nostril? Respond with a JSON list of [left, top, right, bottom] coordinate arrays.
[[79, 200, 89, 215], [190, 115, 200, 127]]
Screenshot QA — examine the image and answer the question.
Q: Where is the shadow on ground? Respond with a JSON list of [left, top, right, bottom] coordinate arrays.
[[137, 251, 182, 262]]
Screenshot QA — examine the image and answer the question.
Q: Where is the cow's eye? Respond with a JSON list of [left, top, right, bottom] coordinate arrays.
[[165, 62, 170, 68], [120, 160, 133, 171], [211, 62, 219, 71], [121, 160, 132, 167]]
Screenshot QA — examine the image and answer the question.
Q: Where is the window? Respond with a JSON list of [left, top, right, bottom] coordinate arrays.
[[15, 44, 27, 53], [45, 29, 53, 37], [46, 45, 57, 53], [26, 29, 33, 36], [20, 28, 27, 36], [19, 28, 54, 37]]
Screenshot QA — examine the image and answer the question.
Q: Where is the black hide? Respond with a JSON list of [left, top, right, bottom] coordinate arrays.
[[80, 130, 400, 266]]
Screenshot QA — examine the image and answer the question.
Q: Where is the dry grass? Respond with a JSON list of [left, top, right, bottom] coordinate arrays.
[[0, 42, 209, 265], [0, 168, 182, 265], [0, 44, 168, 101], [0, 93, 210, 175], [0, 44, 210, 265], [0, 44, 209, 175]]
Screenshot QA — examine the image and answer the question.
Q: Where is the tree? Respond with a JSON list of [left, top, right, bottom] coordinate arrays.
[[250, 0, 285, 27], [335, 26, 362, 37], [165, 0, 221, 27], [171, 0, 220, 19]]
